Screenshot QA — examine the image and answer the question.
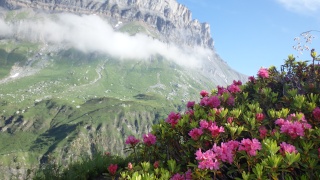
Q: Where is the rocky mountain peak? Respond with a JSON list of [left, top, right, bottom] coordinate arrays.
[[0, 0, 214, 49]]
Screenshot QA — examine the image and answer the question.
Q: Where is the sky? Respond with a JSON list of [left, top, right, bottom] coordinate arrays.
[[177, 0, 320, 76]]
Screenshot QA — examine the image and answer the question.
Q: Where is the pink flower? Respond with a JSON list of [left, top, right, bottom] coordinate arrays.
[[227, 84, 241, 93], [212, 140, 239, 164], [226, 140, 240, 150], [107, 164, 118, 176], [313, 107, 320, 120], [143, 133, 156, 146], [153, 161, 159, 169], [207, 96, 221, 108], [199, 120, 209, 129], [185, 109, 194, 117], [276, 115, 312, 139], [248, 76, 256, 83], [200, 90, 209, 97], [257, 67, 269, 78], [239, 138, 261, 156], [166, 112, 181, 127], [233, 80, 242, 86], [170, 170, 192, 180], [125, 135, 140, 146], [279, 142, 298, 155], [170, 173, 185, 180], [275, 118, 285, 126], [226, 96, 235, 106], [208, 123, 224, 137], [259, 126, 268, 139], [186, 101, 195, 109], [195, 149, 220, 170], [256, 113, 265, 122], [188, 128, 203, 140], [200, 97, 209, 106], [200, 96, 221, 108], [185, 169, 192, 180], [280, 121, 305, 139], [217, 86, 229, 95], [227, 117, 234, 124]]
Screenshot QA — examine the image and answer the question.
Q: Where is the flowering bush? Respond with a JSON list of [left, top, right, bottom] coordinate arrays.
[[117, 51, 320, 179]]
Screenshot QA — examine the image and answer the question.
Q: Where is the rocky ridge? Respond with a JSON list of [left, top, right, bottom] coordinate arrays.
[[0, 0, 214, 50]]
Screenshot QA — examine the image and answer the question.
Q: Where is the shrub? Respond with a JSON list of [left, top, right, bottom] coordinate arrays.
[[119, 50, 320, 179]]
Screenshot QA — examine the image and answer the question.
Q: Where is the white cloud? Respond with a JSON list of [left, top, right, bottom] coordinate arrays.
[[276, 0, 320, 14], [1, 12, 211, 68], [0, 19, 12, 37]]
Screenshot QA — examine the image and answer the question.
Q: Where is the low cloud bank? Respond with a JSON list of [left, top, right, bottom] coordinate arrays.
[[0, 12, 212, 68]]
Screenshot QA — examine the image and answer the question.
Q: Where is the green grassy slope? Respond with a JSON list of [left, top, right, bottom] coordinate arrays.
[[0, 40, 216, 179]]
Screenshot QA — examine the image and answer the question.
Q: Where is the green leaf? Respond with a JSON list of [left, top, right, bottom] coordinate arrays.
[[253, 163, 264, 179], [262, 138, 280, 155], [285, 152, 300, 166]]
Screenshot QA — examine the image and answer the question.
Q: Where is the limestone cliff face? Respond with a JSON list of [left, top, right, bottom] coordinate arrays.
[[0, 0, 214, 49]]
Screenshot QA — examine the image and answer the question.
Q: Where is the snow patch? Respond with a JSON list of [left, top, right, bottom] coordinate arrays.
[[10, 73, 19, 78]]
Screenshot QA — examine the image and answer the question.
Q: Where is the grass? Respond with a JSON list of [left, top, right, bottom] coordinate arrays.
[[5, 10, 30, 21], [0, 41, 216, 179], [118, 21, 159, 38]]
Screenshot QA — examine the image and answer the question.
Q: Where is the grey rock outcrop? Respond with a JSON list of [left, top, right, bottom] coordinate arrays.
[[0, 0, 214, 49]]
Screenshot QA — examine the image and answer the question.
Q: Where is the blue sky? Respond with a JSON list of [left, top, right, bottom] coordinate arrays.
[[177, 0, 320, 76]]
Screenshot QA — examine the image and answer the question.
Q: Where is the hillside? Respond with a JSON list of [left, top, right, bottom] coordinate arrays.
[[0, 2, 247, 179]]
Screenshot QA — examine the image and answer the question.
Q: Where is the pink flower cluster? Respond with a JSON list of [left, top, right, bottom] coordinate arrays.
[[226, 96, 235, 106], [166, 112, 181, 127], [238, 138, 261, 156], [248, 76, 256, 83], [275, 114, 312, 139], [188, 128, 203, 140], [257, 67, 269, 78], [279, 142, 298, 155], [189, 120, 224, 140], [212, 140, 239, 164], [227, 84, 241, 94], [153, 161, 159, 169], [259, 126, 268, 139], [200, 90, 209, 97], [195, 148, 220, 170], [199, 81, 242, 109], [125, 135, 140, 146], [143, 133, 157, 146], [170, 169, 192, 180], [195, 140, 239, 170], [256, 113, 265, 122], [200, 120, 224, 137], [233, 80, 242, 86], [200, 96, 221, 108], [313, 107, 320, 121], [186, 101, 195, 109], [107, 164, 118, 176], [217, 86, 229, 95]]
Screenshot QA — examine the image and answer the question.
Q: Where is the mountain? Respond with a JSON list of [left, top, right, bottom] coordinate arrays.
[[1, 0, 214, 50], [0, 0, 247, 179]]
